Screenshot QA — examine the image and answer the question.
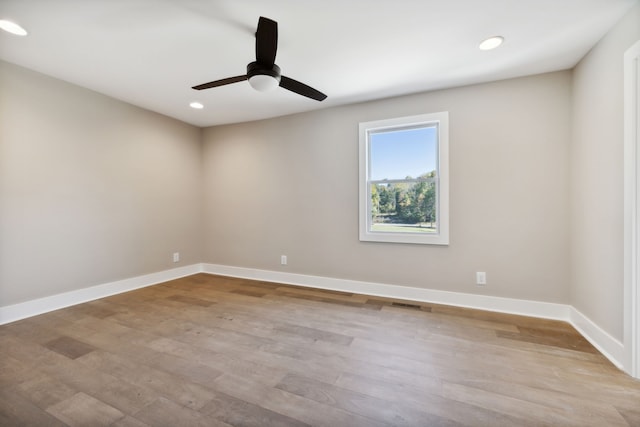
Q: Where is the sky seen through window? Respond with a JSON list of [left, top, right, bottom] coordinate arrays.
[[370, 126, 437, 181]]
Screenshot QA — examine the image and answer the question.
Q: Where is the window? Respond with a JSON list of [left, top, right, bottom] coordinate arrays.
[[359, 112, 449, 245]]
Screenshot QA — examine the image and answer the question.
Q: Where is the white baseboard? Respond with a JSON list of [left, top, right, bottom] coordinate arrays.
[[0, 264, 202, 325], [1, 262, 627, 374], [569, 307, 625, 370], [201, 263, 570, 321]]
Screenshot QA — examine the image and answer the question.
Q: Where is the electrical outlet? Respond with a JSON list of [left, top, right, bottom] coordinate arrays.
[[476, 272, 487, 285], [281, 255, 287, 265], [173, 252, 180, 263]]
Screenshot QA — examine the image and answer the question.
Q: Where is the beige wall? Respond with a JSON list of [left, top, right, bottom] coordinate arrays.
[[202, 71, 572, 303], [0, 60, 203, 306], [571, 3, 640, 341]]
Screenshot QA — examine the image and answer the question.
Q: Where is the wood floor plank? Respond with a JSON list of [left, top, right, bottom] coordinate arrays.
[[449, 378, 632, 426], [334, 372, 540, 427], [110, 415, 151, 427], [2, 273, 640, 426], [0, 334, 162, 417], [38, 356, 160, 416], [230, 288, 268, 298], [496, 326, 597, 353], [273, 323, 354, 346], [44, 335, 97, 360], [212, 372, 390, 427], [133, 397, 232, 427], [441, 382, 629, 427], [46, 392, 125, 427], [0, 387, 68, 427], [200, 389, 311, 427], [270, 290, 378, 310], [0, 352, 38, 388], [165, 294, 217, 307], [616, 406, 640, 426], [275, 372, 465, 426], [147, 351, 224, 388], [15, 372, 78, 410], [76, 349, 216, 410]]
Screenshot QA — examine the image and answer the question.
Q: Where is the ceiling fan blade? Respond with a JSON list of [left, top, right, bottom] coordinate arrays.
[[280, 76, 327, 101], [255, 16, 278, 67], [192, 75, 247, 90]]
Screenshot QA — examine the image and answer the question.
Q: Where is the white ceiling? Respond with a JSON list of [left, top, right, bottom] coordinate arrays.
[[0, 0, 636, 127]]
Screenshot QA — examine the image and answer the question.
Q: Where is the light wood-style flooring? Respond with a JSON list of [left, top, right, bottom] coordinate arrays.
[[1, 273, 639, 426]]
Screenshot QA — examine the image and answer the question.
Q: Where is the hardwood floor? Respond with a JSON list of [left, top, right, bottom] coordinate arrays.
[[1, 273, 640, 426]]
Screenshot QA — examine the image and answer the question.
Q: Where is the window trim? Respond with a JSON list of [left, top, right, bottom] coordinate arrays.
[[359, 112, 449, 245]]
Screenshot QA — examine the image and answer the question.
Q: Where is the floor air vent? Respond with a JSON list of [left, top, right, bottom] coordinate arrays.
[[391, 302, 422, 309]]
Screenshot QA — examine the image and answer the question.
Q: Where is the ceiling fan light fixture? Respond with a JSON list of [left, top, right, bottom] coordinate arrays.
[[0, 19, 28, 36], [248, 74, 280, 92], [479, 36, 504, 50], [247, 62, 281, 92]]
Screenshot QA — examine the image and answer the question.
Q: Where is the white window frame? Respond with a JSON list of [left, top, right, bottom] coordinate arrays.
[[359, 112, 449, 245]]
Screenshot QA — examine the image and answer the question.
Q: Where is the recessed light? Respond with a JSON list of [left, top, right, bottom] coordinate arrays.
[[189, 102, 204, 109], [479, 36, 504, 51], [0, 20, 28, 36]]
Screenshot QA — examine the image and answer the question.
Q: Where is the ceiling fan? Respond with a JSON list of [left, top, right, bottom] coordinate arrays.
[[192, 16, 327, 101]]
